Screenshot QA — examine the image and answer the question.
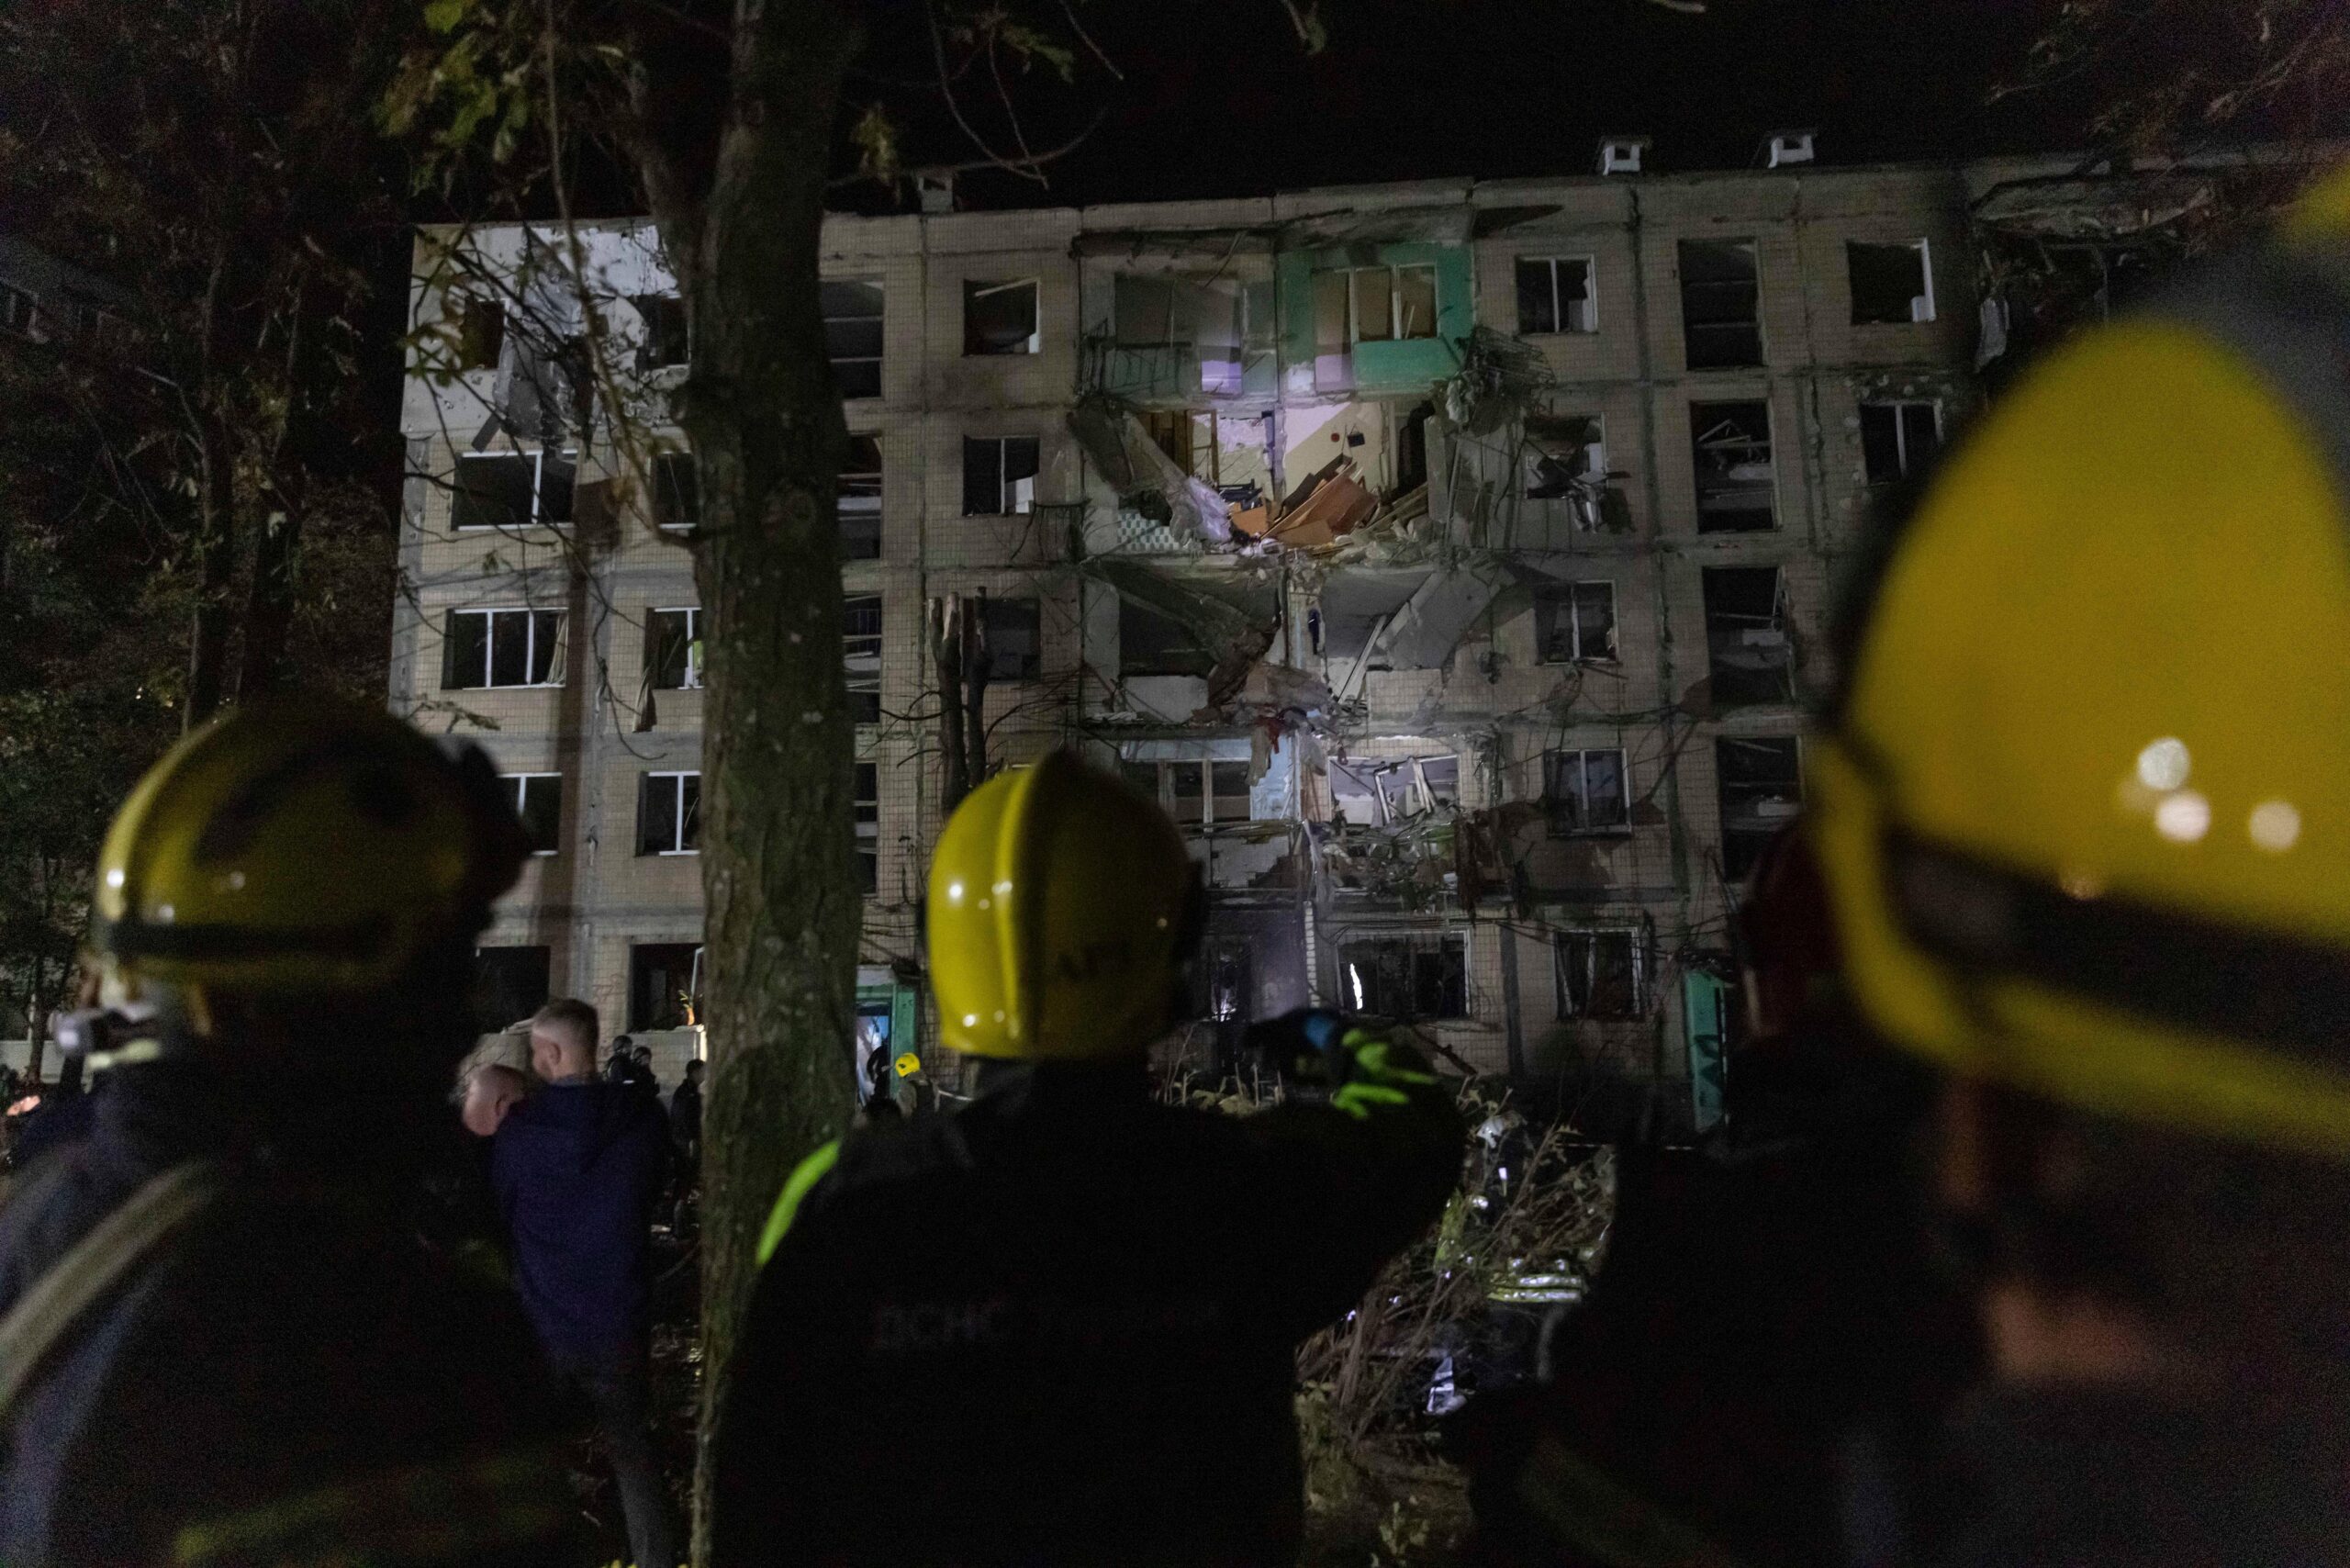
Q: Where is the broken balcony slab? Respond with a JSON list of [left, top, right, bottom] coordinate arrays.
[[1374, 556, 1514, 670]]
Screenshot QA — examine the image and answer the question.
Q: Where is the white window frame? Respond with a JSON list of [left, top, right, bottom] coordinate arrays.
[[962, 435, 1038, 516], [446, 607, 565, 689], [1554, 928, 1647, 1020], [642, 770, 701, 857], [1537, 580, 1617, 665], [1348, 264, 1439, 343], [1859, 398, 1942, 484], [500, 772, 563, 857], [844, 593, 883, 725], [649, 606, 702, 690], [1338, 932, 1472, 1021], [1547, 746, 1631, 834], [1516, 255, 1596, 335], [1849, 238, 1935, 324], [964, 278, 1041, 356], [452, 449, 574, 532]]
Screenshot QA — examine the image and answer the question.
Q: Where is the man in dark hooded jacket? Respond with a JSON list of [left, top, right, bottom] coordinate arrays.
[[493, 998, 676, 1568]]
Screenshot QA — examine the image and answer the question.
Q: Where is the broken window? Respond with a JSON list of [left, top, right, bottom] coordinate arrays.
[[855, 762, 878, 895], [2, 284, 36, 337], [1691, 401, 1774, 532], [475, 946, 550, 1027], [822, 280, 885, 397], [637, 771, 701, 856], [653, 452, 699, 532], [1717, 736, 1803, 881], [628, 942, 701, 1030], [1113, 274, 1181, 346], [1678, 240, 1761, 369], [1142, 409, 1198, 476], [500, 773, 563, 857], [1524, 410, 1609, 526], [453, 293, 505, 370], [1312, 269, 1353, 391], [1556, 929, 1644, 1019], [1848, 240, 1933, 324], [982, 597, 1041, 682], [633, 294, 688, 370], [452, 450, 574, 532], [442, 608, 565, 689], [1339, 934, 1469, 1021], [1118, 598, 1214, 678], [1349, 264, 1437, 342], [961, 435, 1039, 516], [844, 593, 882, 723], [1210, 759, 1252, 823], [839, 434, 882, 559], [1328, 756, 1458, 827], [646, 607, 702, 691], [1534, 581, 1617, 664], [1545, 748, 1630, 835], [1702, 566, 1793, 708], [1860, 400, 1942, 484], [1516, 256, 1595, 335], [963, 278, 1039, 355], [1121, 758, 1168, 809]]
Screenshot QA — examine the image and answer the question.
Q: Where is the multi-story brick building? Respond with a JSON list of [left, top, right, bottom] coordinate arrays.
[[391, 141, 2194, 1133]]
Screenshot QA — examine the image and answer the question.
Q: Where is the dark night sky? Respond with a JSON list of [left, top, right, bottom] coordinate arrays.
[[913, 0, 2079, 211]]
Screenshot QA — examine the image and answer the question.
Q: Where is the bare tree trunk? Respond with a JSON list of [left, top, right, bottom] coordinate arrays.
[[651, 7, 864, 1562], [185, 413, 238, 728], [22, 975, 46, 1087], [237, 507, 299, 700]]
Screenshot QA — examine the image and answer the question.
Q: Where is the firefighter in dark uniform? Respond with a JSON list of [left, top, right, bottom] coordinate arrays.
[[711, 750, 1465, 1567], [0, 698, 577, 1566], [1807, 166, 2350, 1563]]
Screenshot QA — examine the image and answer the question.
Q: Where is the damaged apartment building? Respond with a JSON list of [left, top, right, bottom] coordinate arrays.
[[393, 140, 2238, 1134]]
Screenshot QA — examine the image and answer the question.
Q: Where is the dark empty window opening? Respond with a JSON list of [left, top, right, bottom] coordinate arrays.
[[653, 452, 699, 532], [633, 294, 688, 370], [822, 280, 885, 397], [453, 451, 573, 532], [442, 608, 564, 689], [1535, 581, 1617, 664], [475, 946, 550, 1029], [845, 594, 882, 724], [962, 436, 1040, 516], [840, 434, 882, 560], [1848, 241, 1933, 325], [3, 284, 39, 337], [964, 279, 1039, 355], [982, 597, 1042, 682], [1516, 256, 1595, 335], [454, 294, 505, 370], [1545, 748, 1630, 835], [1691, 402, 1775, 532], [1861, 400, 1942, 484], [637, 772, 701, 856], [646, 607, 702, 691], [629, 942, 702, 1031], [1679, 240, 1761, 369], [1702, 566, 1793, 708], [503, 773, 563, 856], [1339, 935, 1468, 1022], [1717, 736, 1803, 882], [855, 762, 879, 895], [1524, 411, 1610, 528], [1556, 930, 1644, 1019], [1118, 598, 1214, 678], [1330, 755, 1460, 827]]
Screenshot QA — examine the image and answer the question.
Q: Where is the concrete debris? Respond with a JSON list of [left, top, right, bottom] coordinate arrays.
[[1069, 398, 1234, 545], [1374, 556, 1514, 670]]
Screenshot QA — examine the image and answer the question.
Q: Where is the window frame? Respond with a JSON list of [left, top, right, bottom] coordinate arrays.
[[960, 434, 1040, 517], [1859, 398, 1943, 484], [442, 607, 565, 690], [652, 450, 699, 533], [962, 277, 1041, 357], [1337, 933, 1471, 1022], [1716, 735, 1805, 881], [1554, 927, 1647, 1020], [839, 432, 883, 559], [451, 449, 575, 533], [638, 770, 702, 857], [1690, 399, 1777, 533], [844, 592, 883, 725], [854, 760, 879, 895], [1534, 579, 1618, 665], [1677, 238, 1762, 370], [980, 596, 1043, 684], [822, 279, 886, 397], [1545, 746, 1632, 835], [1, 284, 37, 338], [632, 293, 689, 371], [1347, 263, 1439, 344], [500, 772, 564, 857], [1846, 238, 1936, 325], [1515, 255, 1596, 336], [646, 606, 703, 691]]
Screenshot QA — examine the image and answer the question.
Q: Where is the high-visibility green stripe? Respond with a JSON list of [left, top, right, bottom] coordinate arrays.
[[756, 1138, 843, 1267]]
